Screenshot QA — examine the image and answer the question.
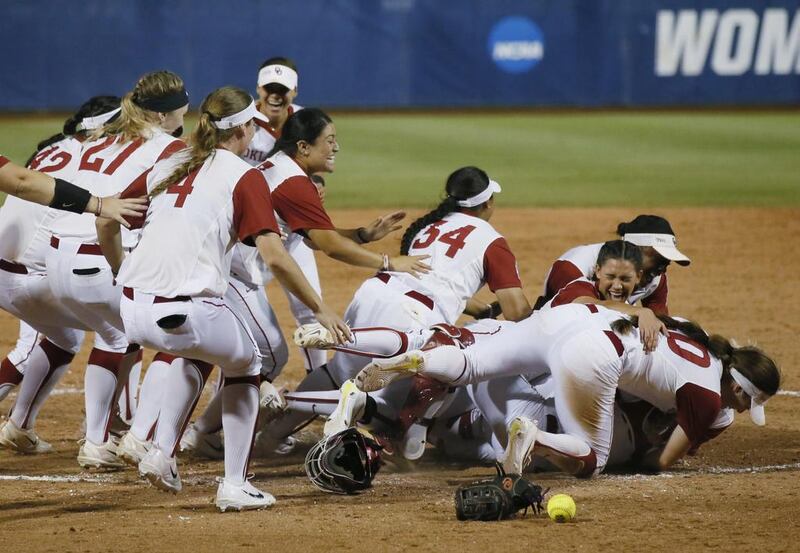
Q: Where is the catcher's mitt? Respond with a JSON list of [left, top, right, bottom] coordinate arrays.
[[454, 463, 547, 521]]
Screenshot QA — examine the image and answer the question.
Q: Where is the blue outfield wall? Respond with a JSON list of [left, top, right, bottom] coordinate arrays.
[[1, 0, 799, 110]]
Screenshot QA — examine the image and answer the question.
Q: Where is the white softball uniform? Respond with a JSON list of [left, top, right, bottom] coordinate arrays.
[[541, 243, 669, 314], [0, 138, 86, 353], [118, 148, 280, 377], [46, 130, 185, 352]]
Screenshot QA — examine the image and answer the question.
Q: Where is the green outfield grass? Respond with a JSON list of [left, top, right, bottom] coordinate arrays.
[[1, 111, 798, 208]]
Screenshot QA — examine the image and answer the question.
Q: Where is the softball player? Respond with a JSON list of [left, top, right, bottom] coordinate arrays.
[[257, 165, 531, 451], [97, 86, 348, 511], [537, 214, 691, 315], [0, 97, 130, 453], [357, 304, 780, 476], [45, 71, 188, 469]]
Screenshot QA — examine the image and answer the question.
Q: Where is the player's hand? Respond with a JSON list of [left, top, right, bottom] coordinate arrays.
[[313, 305, 352, 345], [637, 308, 667, 353], [389, 254, 431, 278], [363, 211, 406, 242], [99, 195, 148, 229]]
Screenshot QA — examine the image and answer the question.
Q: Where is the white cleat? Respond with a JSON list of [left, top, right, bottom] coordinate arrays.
[[259, 380, 287, 423], [139, 447, 182, 493], [116, 431, 152, 466], [179, 424, 224, 460], [323, 379, 367, 437], [293, 323, 338, 349], [355, 351, 425, 392], [0, 420, 53, 454], [77, 438, 125, 470], [215, 478, 276, 512], [499, 416, 538, 475]]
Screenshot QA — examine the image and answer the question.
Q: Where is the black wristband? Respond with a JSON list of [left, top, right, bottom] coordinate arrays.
[[50, 178, 92, 214], [356, 227, 370, 244]]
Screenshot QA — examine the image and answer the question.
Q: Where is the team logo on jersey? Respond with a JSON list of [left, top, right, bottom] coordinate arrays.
[[488, 16, 545, 74]]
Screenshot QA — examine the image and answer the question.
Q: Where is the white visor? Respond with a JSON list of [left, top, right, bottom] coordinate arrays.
[[730, 368, 770, 426], [456, 179, 502, 208], [258, 64, 298, 90], [622, 233, 691, 266], [77, 107, 121, 131], [212, 100, 257, 130]]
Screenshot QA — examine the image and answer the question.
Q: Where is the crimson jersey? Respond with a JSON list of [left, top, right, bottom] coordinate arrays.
[[541, 243, 669, 314], [117, 149, 279, 298]]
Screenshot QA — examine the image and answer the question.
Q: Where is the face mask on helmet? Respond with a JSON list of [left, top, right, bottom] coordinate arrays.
[[304, 428, 383, 494]]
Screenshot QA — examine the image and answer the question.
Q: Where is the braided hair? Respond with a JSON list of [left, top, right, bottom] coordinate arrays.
[[25, 95, 121, 167], [611, 316, 780, 396], [400, 166, 491, 255]]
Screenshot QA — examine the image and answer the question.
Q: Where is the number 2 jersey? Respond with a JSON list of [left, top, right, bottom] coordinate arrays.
[[391, 211, 522, 324]]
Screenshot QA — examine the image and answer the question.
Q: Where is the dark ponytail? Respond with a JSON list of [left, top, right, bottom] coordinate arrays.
[[25, 94, 121, 167], [400, 166, 491, 254], [267, 108, 332, 159]]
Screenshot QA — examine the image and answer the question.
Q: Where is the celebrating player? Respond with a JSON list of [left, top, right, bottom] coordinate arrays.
[[97, 86, 349, 511]]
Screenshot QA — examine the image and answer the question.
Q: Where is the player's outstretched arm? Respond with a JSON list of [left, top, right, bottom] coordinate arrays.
[[338, 210, 407, 244], [0, 159, 145, 226], [96, 217, 126, 275], [572, 297, 667, 353], [656, 425, 692, 471], [307, 227, 430, 277], [255, 231, 351, 344], [494, 288, 532, 322]]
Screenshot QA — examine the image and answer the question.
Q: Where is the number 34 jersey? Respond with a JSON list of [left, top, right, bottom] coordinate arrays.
[[391, 211, 522, 324]]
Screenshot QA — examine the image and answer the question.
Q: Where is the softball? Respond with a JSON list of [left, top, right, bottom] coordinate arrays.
[[547, 494, 576, 523]]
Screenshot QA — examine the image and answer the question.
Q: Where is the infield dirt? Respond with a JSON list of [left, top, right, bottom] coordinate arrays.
[[1, 207, 798, 553]]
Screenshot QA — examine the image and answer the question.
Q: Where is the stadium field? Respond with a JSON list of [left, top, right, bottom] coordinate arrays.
[[1, 110, 798, 208]]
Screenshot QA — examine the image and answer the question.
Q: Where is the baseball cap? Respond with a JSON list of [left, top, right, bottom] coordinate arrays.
[[619, 214, 691, 266], [730, 368, 770, 425], [258, 64, 298, 90]]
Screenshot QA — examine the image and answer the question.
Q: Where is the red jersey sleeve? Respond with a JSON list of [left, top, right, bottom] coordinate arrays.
[[545, 260, 584, 299], [271, 175, 335, 233], [483, 237, 523, 292], [118, 168, 152, 230], [156, 139, 186, 162], [0, 155, 9, 169], [232, 169, 280, 245], [550, 279, 600, 307], [642, 273, 669, 316], [675, 383, 722, 448]]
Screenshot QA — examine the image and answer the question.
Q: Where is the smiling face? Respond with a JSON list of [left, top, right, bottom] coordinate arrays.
[[256, 83, 297, 127], [594, 258, 642, 302], [299, 123, 338, 174]]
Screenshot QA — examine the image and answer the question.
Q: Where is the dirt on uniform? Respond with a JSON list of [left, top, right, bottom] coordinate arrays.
[[1, 207, 798, 553]]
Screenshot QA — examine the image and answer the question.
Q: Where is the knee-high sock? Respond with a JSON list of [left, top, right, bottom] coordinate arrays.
[[419, 346, 470, 384], [129, 353, 176, 441], [84, 348, 125, 444], [10, 340, 74, 429], [118, 349, 143, 423], [222, 376, 260, 485], [0, 358, 24, 403], [533, 430, 598, 477], [331, 327, 414, 359], [193, 385, 224, 434], [153, 359, 213, 457], [261, 365, 339, 441]]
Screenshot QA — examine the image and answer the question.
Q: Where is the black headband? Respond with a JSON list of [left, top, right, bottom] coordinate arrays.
[[133, 88, 189, 113]]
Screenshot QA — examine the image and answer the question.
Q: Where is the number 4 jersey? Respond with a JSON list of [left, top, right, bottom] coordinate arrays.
[[394, 211, 522, 324]]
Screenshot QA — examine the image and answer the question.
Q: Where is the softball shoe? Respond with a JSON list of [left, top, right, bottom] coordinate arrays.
[[139, 447, 182, 493], [355, 350, 425, 392], [215, 478, 276, 512], [116, 431, 152, 466], [0, 419, 53, 454], [293, 322, 337, 349], [323, 379, 367, 437], [499, 416, 538, 475], [179, 423, 224, 460], [77, 437, 125, 470]]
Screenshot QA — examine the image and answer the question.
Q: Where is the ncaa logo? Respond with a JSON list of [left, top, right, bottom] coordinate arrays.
[[488, 16, 545, 74]]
